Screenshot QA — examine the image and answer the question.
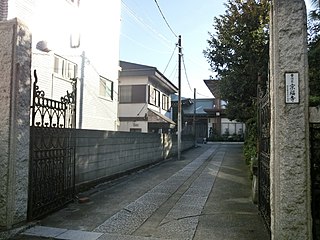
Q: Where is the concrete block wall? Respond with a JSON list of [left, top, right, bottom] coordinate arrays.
[[73, 129, 194, 188]]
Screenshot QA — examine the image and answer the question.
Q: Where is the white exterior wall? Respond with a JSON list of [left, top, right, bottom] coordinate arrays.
[[9, 0, 121, 131], [118, 75, 148, 132], [119, 103, 147, 118], [119, 75, 148, 85], [220, 118, 245, 135], [118, 121, 148, 132], [119, 74, 174, 133]]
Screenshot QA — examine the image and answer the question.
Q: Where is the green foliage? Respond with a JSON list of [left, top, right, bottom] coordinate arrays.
[[308, 38, 320, 105], [310, 95, 320, 107], [204, 0, 270, 123], [308, 4, 320, 105], [243, 118, 257, 166]]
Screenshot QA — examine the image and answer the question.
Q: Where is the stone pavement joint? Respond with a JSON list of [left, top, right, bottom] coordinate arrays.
[[22, 226, 103, 240], [13, 143, 270, 240], [93, 146, 218, 235], [151, 149, 224, 239]]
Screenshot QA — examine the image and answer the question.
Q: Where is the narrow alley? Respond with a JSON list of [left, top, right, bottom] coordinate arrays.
[[14, 143, 269, 240]]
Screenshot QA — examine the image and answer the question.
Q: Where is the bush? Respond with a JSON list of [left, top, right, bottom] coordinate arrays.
[[243, 118, 257, 166], [310, 95, 320, 107]]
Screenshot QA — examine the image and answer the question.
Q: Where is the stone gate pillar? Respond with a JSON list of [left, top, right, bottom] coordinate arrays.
[[0, 19, 31, 230], [270, 0, 312, 239]]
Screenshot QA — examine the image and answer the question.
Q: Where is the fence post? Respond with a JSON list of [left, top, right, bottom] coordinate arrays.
[[269, 1, 312, 239], [0, 19, 31, 230]]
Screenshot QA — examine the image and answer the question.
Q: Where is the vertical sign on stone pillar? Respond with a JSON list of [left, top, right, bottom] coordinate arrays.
[[269, 0, 312, 239], [285, 73, 299, 103], [0, 19, 31, 230]]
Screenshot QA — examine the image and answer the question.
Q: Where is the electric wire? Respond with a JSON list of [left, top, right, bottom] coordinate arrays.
[[121, 0, 179, 90], [163, 44, 178, 74], [153, 0, 178, 38], [121, 32, 171, 54], [121, 1, 173, 49], [196, 91, 212, 98], [182, 52, 213, 98], [168, 61, 178, 81], [181, 53, 192, 92], [122, 0, 212, 98]]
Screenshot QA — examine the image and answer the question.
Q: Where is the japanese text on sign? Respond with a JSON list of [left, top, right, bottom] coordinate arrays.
[[285, 73, 299, 103]]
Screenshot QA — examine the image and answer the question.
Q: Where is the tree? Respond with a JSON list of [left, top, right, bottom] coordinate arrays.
[[308, 0, 320, 106], [203, 0, 269, 122], [311, 0, 320, 8]]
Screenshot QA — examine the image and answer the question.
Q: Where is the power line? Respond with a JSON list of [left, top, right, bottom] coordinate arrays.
[[168, 62, 178, 80], [121, 1, 173, 48], [121, 32, 171, 54], [163, 44, 177, 74], [182, 53, 192, 92], [182, 52, 213, 98], [153, 0, 178, 38], [196, 91, 212, 98]]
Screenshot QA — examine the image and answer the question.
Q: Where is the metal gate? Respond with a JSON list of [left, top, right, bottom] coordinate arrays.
[[28, 70, 77, 220], [257, 88, 271, 231], [311, 123, 320, 239]]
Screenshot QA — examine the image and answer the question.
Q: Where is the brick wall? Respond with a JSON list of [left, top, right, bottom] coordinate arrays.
[[73, 129, 194, 190]]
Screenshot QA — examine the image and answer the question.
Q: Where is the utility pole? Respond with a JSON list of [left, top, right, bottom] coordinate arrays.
[[178, 35, 182, 160]]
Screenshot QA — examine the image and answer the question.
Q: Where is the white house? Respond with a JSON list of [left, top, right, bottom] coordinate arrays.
[[204, 79, 245, 139], [119, 61, 178, 133], [4, 0, 121, 130]]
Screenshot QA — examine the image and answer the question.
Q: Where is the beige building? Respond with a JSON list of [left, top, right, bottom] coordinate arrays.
[[119, 61, 178, 133]]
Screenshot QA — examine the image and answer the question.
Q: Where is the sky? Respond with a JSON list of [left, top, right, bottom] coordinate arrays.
[[120, 0, 314, 99], [119, 0, 226, 99]]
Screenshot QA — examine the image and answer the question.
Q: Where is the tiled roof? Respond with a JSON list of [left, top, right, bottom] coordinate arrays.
[[183, 98, 215, 115]]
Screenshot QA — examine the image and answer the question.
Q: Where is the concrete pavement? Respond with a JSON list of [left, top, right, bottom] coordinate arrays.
[[12, 143, 270, 240]]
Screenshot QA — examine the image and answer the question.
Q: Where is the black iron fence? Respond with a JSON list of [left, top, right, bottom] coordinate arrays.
[[28, 70, 76, 220], [311, 123, 320, 239], [257, 90, 271, 232]]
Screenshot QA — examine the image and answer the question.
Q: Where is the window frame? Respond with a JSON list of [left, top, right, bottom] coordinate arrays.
[[148, 85, 161, 107], [53, 55, 77, 80], [120, 85, 146, 103], [162, 94, 171, 111], [99, 76, 114, 101]]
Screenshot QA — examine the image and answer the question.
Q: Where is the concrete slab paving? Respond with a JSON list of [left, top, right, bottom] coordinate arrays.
[[55, 229, 102, 240], [21, 226, 103, 240], [93, 147, 217, 236], [22, 226, 68, 238], [12, 143, 270, 240], [193, 144, 270, 240]]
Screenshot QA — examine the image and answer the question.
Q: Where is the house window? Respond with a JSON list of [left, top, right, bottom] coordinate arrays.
[[119, 85, 146, 103], [162, 94, 170, 111], [149, 86, 155, 105], [155, 90, 160, 106], [99, 77, 113, 100], [54, 55, 77, 80], [120, 86, 131, 103], [130, 128, 142, 132], [148, 86, 160, 107]]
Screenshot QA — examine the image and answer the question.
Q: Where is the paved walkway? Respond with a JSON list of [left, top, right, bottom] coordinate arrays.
[[12, 143, 270, 240]]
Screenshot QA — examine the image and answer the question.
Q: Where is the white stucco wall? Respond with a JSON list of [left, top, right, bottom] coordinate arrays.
[[118, 121, 148, 132], [9, 0, 121, 131], [118, 74, 175, 133], [220, 118, 245, 135]]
